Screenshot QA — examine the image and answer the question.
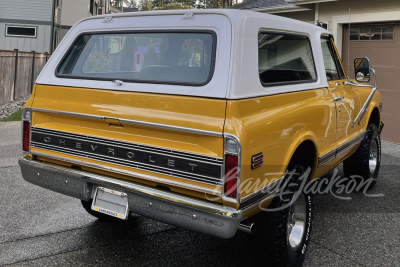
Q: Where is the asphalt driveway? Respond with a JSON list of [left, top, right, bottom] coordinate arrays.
[[0, 121, 399, 266]]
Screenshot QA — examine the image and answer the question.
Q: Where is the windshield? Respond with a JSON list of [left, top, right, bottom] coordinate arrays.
[[57, 31, 215, 86]]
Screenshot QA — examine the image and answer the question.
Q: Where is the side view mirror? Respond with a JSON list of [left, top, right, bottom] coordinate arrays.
[[354, 57, 371, 82]]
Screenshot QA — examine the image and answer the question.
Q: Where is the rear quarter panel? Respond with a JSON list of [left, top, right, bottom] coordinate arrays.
[[225, 88, 337, 204]]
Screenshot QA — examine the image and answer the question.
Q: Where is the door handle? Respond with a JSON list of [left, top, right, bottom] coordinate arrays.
[[333, 96, 344, 101]]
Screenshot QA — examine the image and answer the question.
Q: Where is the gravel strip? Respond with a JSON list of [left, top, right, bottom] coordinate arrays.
[[0, 95, 31, 120]]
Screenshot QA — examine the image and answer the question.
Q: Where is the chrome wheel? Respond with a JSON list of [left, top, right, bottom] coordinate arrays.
[[287, 192, 307, 250], [369, 139, 378, 174]]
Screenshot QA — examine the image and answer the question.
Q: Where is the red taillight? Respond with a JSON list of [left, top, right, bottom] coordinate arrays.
[[23, 121, 30, 152], [224, 154, 238, 199]]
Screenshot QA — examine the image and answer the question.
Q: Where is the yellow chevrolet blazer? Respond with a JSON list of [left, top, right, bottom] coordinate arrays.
[[19, 9, 383, 266]]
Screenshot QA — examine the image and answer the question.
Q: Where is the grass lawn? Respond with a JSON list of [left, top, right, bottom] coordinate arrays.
[[0, 109, 22, 122]]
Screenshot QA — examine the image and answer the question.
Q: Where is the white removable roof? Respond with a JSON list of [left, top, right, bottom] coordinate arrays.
[[36, 9, 330, 99]]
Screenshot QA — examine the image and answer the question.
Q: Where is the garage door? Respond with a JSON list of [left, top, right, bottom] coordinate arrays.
[[342, 23, 400, 143]]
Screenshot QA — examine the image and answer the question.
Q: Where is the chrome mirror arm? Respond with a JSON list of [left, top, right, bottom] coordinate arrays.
[[347, 68, 377, 127]]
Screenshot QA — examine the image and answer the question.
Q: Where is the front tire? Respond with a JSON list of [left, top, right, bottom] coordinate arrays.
[[343, 123, 381, 190]]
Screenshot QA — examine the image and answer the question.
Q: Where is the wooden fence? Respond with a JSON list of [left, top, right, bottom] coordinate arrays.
[[0, 50, 50, 105]]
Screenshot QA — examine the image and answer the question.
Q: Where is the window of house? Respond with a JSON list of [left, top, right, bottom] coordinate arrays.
[[6, 26, 37, 38], [258, 32, 317, 86], [57, 31, 215, 86], [350, 26, 394, 41], [321, 37, 346, 81]]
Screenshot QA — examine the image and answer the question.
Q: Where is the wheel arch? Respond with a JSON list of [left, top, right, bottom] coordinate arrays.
[[368, 107, 381, 129], [284, 134, 318, 179]]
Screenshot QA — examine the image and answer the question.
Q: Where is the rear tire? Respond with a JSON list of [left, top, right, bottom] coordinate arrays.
[[255, 162, 314, 267], [343, 123, 381, 190]]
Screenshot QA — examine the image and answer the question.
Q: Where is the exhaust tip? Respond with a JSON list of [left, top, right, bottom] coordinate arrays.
[[238, 222, 255, 234]]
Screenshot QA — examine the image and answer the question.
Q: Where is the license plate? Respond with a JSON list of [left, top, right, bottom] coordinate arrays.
[[91, 187, 129, 220]]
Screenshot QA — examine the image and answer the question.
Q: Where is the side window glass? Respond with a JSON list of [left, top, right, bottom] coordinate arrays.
[[320, 37, 346, 81], [258, 33, 317, 85]]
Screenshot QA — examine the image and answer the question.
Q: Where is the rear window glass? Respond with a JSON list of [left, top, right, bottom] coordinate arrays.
[[57, 32, 215, 86], [258, 33, 317, 86]]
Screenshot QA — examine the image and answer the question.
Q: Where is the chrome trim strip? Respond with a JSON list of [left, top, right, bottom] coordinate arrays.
[[32, 127, 223, 165], [240, 175, 284, 204], [241, 192, 275, 212], [344, 69, 378, 127], [336, 131, 365, 157], [318, 155, 336, 168], [22, 107, 32, 156], [318, 131, 366, 168], [31, 127, 223, 185], [31, 151, 222, 196], [240, 180, 284, 212], [344, 81, 374, 88], [30, 108, 223, 137], [319, 150, 336, 163], [222, 133, 241, 204], [32, 142, 222, 185], [318, 149, 336, 168]]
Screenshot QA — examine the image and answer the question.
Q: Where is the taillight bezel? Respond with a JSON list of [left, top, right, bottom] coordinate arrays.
[[222, 134, 241, 204], [22, 108, 32, 154]]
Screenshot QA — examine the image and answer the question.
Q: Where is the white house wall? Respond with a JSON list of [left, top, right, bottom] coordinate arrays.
[[280, 9, 315, 25], [61, 0, 91, 27], [279, 0, 400, 56], [320, 1, 400, 57]]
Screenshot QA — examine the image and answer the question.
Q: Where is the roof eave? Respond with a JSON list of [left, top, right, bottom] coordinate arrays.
[[286, 0, 339, 5], [240, 6, 311, 13]]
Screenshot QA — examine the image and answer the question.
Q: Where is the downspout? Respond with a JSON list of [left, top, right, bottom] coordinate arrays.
[[315, 3, 319, 23], [50, 0, 56, 53]]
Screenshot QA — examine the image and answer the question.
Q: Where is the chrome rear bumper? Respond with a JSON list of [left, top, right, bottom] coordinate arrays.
[[19, 158, 242, 239]]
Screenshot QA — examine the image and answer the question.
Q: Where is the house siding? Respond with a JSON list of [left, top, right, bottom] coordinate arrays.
[[0, 23, 52, 53], [0, 0, 59, 52], [317, 0, 400, 25], [0, 0, 54, 22]]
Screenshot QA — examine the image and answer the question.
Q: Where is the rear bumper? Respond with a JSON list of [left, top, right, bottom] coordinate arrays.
[[18, 158, 242, 239]]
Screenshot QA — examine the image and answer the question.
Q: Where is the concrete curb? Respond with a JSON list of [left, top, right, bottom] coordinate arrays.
[[0, 121, 21, 127], [381, 140, 400, 158]]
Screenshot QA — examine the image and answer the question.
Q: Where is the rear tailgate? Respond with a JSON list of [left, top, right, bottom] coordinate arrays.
[[28, 84, 227, 201]]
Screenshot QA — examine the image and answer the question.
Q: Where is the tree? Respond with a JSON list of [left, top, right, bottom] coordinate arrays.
[[153, 3, 193, 10], [197, 0, 237, 8], [139, 0, 152, 10], [112, 0, 137, 8]]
